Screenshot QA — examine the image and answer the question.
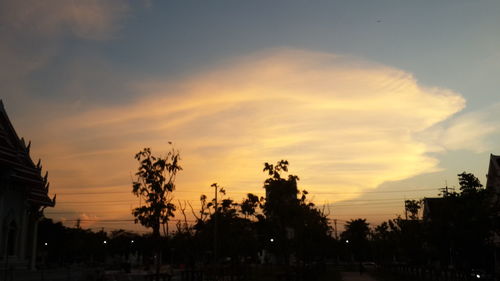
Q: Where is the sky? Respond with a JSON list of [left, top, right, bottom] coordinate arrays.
[[1, 0, 499, 233]]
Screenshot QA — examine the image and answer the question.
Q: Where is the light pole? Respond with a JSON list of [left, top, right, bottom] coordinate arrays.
[[212, 183, 218, 266]]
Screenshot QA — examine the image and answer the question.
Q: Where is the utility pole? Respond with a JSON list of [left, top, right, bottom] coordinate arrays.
[[212, 183, 218, 266], [404, 196, 408, 220], [440, 181, 450, 197], [334, 219, 338, 240]]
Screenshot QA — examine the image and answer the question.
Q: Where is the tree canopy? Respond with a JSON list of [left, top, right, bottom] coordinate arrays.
[[132, 147, 182, 237]]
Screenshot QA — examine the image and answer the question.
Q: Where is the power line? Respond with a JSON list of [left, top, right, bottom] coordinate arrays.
[[53, 219, 199, 223], [64, 219, 134, 222], [49, 201, 408, 213], [311, 188, 438, 195], [55, 197, 418, 205], [56, 187, 438, 196]]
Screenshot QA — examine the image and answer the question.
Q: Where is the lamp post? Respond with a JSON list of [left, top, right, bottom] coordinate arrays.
[[213, 183, 218, 266]]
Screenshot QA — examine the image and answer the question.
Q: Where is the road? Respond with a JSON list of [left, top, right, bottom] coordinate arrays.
[[341, 271, 378, 281]]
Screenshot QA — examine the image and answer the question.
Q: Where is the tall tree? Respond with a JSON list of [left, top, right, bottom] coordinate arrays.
[[240, 193, 261, 219], [262, 160, 300, 263], [341, 218, 370, 261], [457, 171, 483, 194], [404, 199, 421, 220], [192, 185, 260, 262], [132, 147, 182, 238], [262, 160, 300, 220], [261, 160, 332, 263]]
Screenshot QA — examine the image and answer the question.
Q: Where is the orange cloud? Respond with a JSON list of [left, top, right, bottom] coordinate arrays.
[[32, 49, 468, 228]]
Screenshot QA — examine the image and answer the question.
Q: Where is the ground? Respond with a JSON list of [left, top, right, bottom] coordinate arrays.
[[341, 271, 378, 281]]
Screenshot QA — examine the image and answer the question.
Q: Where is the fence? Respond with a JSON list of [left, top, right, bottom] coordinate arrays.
[[380, 264, 492, 281]]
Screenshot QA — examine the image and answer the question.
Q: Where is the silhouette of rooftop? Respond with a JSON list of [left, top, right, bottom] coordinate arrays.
[[0, 100, 55, 206]]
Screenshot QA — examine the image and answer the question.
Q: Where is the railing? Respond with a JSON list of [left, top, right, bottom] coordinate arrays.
[[380, 264, 493, 281]]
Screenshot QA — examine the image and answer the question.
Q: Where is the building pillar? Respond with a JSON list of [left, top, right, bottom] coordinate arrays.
[[30, 215, 39, 271], [19, 207, 28, 260], [0, 196, 4, 257]]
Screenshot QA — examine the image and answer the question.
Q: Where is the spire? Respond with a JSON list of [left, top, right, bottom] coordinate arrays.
[[26, 140, 31, 154], [43, 171, 48, 185], [0, 99, 56, 208]]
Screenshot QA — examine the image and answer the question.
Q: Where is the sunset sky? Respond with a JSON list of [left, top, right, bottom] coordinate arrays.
[[1, 0, 500, 233]]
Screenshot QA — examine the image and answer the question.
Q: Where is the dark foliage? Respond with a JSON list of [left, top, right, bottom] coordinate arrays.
[[132, 147, 182, 238]]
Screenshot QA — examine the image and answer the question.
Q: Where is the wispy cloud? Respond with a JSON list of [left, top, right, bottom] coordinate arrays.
[[29, 49, 468, 212], [0, 0, 129, 40], [419, 103, 500, 153], [0, 0, 130, 103]]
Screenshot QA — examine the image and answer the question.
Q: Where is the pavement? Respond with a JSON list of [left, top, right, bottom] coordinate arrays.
[[341, 271, 378, 281], [1, 268, 87, 281]]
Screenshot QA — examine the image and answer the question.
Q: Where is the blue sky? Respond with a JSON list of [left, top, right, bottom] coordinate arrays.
[[1, 0, 499, 231]]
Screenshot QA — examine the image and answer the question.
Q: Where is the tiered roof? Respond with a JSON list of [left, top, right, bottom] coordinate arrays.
[[0, 100, 55, 207], [486, 154, 500, 194]]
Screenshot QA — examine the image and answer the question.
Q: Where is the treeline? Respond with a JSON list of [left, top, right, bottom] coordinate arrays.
[[39, 159, 335, 267], [39, 147, 500, 276], [38, 220, 143, 266], [344, 172, 499, 274]]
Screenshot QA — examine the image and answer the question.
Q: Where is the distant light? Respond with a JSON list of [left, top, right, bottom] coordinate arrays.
[[270, 238, 274, 242], [44, 242, 48, 246], [131, 240, 134, 244], [476, 274, 481, 279], [103, 240, 107, 244], [346, 240, 350, 244]]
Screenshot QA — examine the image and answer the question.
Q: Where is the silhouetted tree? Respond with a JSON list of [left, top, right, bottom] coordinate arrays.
[[425, 172, 494, 270], [341, 219, 370, 261], [192, 185, 260, 263], [240, 193, 261, 219], [38, 218, 113, 265], [404, 199, 421, 220], [261, 160, 332, 263], [295, 198, 332, 262], [131, 146, 181, 280], [261, 160, 301, 263], [372, 221, 393, 262], [458, 171, 483, 194], [132, 147, 181, 238], [373, 217, 424, 264]]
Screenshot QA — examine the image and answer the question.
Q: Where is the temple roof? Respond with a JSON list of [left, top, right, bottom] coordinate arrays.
[[486, 154, 500, 193], [0, 100, 55, 207]]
